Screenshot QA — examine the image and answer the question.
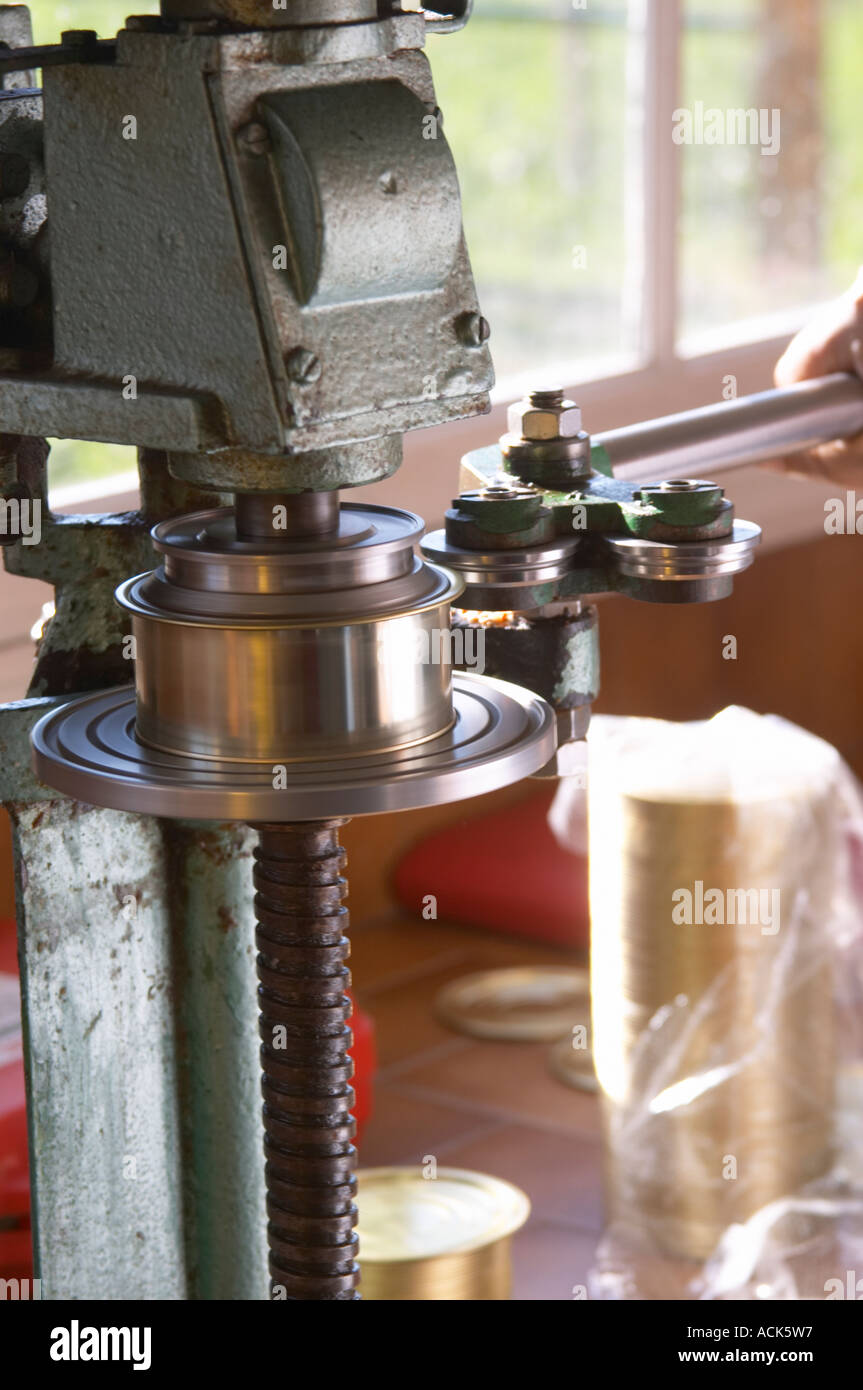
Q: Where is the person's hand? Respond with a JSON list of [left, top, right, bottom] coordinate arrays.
[[770, 267, 863, 484]]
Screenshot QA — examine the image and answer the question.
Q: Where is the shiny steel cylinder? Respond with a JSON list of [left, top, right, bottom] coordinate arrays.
[[235, 491, 340, 541], [117, 504, 463, 764], [125, 604, 458, 762], [599, 372, 863, 482]]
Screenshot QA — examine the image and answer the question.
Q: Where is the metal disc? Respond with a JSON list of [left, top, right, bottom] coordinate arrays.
[[435, 966, 591, 1042], [31, 673, 555, 821], [547, 1033, 598, 1094]]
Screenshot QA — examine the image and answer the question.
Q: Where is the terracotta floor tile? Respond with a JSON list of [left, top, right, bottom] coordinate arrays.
[[392, 1038, 602, 1138], [356, 1082, 500, 1168], [349, 919, 476, 994], [511, 1221, 600, 1302], [350, 914, 577, 995], [428, 928, 581, 971], [351, 912, 604, 1297], [358, 959, 511, 1067], [432, 1123, 605, 1232]]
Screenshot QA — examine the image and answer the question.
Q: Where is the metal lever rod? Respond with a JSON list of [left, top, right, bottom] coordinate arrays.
[[0, 40, 117, 74], [598, 372, 863, 483]]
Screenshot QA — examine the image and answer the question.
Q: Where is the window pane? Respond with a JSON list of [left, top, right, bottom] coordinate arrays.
[[680, 0, 863, 348], [429, 2, 639, 385]]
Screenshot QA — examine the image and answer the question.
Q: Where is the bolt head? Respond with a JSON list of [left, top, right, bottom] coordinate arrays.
[[125, 15, 169, 32], [637, 478, 717, 497], [237, 122, 271, 156], [61, 29, 98, 46], [507, 397, 582, 441], [456, 484, 538, 506], [456, 311, 491, 348], [635, 479, 723, 505], [634, 478, 725, 523], [285, 347, 322, 385]]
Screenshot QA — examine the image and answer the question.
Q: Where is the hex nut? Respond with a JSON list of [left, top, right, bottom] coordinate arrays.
[[507, 398, 582, 441], [634, 479, 724, 522]]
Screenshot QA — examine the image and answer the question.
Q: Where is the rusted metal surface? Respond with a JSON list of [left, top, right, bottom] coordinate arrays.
[[168, 436, 403, 493], [0, 375, 220, 452], [161, 820, 268, 1301], [253, 821, 359, 1300], [0, 695, 67, 804], [27, 27, 491, 471], [452, 609, 600, 712], [0, 38, 117, 76], [0, 693, 267, 1299], [138, 449, 227, 522], [10, 794, 188, 1299], [3, 447, 225, 697], [13, 513, 152, 696], [0, 17, 49, 361]]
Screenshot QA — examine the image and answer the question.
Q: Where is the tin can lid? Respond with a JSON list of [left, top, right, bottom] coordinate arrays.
[[434, 965, 590, 1042], [547, 1031, 597, 1092], [357, 1167, 530, 1262]]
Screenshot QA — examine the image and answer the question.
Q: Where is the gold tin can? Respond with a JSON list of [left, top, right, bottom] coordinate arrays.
[[357, 1167, 530, 1300], [589, 711, 838, 1262]]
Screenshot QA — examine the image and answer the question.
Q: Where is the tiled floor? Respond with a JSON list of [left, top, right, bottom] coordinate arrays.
[[351, 915, 602, 1301]]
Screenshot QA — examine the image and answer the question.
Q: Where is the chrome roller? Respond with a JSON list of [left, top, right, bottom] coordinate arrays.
[[420, 529, 580, 609], [604, 519, 762, 603]]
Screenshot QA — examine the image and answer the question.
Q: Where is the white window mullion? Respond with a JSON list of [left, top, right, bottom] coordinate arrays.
[[627, 0, 682, 370]]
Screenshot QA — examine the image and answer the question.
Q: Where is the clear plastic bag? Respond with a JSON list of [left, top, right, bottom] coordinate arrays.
[[551, 708, 863, 1300]]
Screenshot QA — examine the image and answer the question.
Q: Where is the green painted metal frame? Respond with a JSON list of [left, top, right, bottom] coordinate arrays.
[[1, 436, 268, 1299], [1, 699, 269, 1300]]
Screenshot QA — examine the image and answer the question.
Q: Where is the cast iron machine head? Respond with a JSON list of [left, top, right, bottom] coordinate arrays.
[[0, 0, 759, 1299]]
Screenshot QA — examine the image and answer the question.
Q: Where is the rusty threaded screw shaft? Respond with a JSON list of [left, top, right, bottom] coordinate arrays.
[[527, 388, 564, 410], [252, 820, 360, 1300]]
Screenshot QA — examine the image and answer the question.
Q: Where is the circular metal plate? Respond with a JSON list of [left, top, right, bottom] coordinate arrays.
[[31, 673, 555, 821], [435, 966, 591, 1042], [547, 1033, 598, 1094]]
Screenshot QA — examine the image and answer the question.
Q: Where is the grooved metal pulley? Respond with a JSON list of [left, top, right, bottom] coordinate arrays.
[[32, 500, 556, 819]]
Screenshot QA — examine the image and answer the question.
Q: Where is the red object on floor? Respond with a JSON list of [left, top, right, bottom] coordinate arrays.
[[348, 994, 375, 1142], [0, 914, 32, 1280], [393, 787, 589, 949]]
